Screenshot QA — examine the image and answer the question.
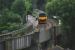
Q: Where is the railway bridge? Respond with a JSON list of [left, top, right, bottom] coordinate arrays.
[[0, 10, 67, 50]]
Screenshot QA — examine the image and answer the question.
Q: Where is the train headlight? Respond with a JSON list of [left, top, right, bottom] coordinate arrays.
[[38, 16, 47, 24]]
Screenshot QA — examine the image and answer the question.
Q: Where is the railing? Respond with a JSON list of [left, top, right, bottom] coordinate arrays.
[[0, 23, 33, 42], [0, 22, 35, 50], [12, 31, 35, 50]]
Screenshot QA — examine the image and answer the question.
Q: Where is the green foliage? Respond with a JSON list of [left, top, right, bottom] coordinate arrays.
[[46, 0, 75, 15], [11, 0, 32, 24], [11, 0, 25, 16], [25, 0, 32, 13], [0, 0, 15, 10], [45, 0, 75, 26], [45, 0, 75, 49], [1, 9, 21, 23], [11, 0, 32, 15], [0, 0, 33, 32], [0, 9, 21, 32]]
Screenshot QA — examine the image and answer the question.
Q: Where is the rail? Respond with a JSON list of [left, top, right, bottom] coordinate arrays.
[[0, 23, 33, 42]]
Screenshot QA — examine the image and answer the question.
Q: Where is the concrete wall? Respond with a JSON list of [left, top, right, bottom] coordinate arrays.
[[0, 42, 5, 50], [12, 35, 31, 50]]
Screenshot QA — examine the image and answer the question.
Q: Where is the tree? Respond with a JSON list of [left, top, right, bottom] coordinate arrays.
[[45, 0, 75, 49], [25, 0, 32, 13], [0, 9, 21, 33], [0, 0, 33, 33], [11, 0, 32, 24], [11, 0, 25, 16], [0, 0, 15, 10]]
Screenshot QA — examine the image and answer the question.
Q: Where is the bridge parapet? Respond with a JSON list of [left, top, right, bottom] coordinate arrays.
[[0, 23, 33, 42]]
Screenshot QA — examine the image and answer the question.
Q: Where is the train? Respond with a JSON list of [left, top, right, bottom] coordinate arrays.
[[38, 13, 48, 24], [35, 13, 48, 32]]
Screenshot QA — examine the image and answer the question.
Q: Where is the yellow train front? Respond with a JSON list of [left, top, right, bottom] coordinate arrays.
[[38, 13, 47, 24], [35, 13, 48, 32]]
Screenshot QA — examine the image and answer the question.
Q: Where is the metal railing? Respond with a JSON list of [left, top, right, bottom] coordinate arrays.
[[12, 30, 35, 50], [0, 23, 33, 42], [0, 22, 35, 50]]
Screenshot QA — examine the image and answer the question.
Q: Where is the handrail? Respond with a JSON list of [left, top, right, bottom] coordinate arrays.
[[0, 23, 33, 42], [0, 30, 35, 42], [0, 23, 32, 37]]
